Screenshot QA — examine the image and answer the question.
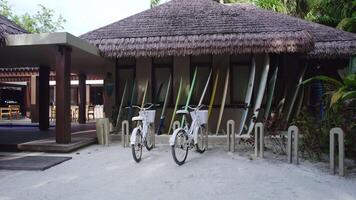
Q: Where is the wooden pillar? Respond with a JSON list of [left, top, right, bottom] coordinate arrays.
[[55, 46, 72, 144], [38, 66, 50, 130], [78, 73, 86, 124]]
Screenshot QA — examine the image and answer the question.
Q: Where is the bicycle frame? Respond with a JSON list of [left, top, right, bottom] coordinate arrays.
[[169, 109, 203, 146]]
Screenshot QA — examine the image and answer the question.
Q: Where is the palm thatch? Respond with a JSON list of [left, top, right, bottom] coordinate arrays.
[[0, 15, 28, 46], [81, 0, 315, 58]]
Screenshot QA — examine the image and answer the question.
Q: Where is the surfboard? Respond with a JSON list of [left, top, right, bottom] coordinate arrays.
[[208, 70, 219, 119], [237, 57, 256, 135], [168, 77, 183, 134], [285, 65, 307, 123], [141, 80, 149, 108], [115, 80, 128, 133], [157, 75, 172, 135], [215, 67, 230, 135], [181, 67, 198, 126], [198, 69, 212, 106], [264, 65, 278, 120], [246, 54, 270, 136]]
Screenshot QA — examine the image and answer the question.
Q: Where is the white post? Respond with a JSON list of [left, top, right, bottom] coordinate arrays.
[[122, 120, 129, 147], [287, 125, 299, 164], [173, 121, 180, 131], [151, 123, 155, 148], [227, 120, 235, 152], [330, 127, 344, 176], [205, 124, 209, 150], [254, 122, 264, 158]]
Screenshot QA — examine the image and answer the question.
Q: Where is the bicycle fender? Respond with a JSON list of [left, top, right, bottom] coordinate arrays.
[[169, 128, 184, 146], [130, 127, 140, 145]]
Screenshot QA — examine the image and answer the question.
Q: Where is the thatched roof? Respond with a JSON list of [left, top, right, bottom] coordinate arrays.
[[81, 0, 315, 58], [0, 15, 28, 46]]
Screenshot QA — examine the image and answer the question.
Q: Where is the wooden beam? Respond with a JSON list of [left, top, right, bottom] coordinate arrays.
[[55, 45, 72, 144], [38, 66, 50, 130], [78, 73, 86, 124]]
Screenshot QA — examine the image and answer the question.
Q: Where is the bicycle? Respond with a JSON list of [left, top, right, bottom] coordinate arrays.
[[169, 105, 208, 165], [129, 103, 156, 163]]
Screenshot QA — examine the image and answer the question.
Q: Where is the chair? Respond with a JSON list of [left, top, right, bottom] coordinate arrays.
[[0, 107, 11, 120], [50, 106, 56, 121], [9, 105, 20, 119], [87, 105, 95, 120]]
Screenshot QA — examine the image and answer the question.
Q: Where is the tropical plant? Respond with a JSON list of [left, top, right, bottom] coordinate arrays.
[[302, 73, 356, 108], [150, 0, 161, 8], [0, 0, 66, 33]]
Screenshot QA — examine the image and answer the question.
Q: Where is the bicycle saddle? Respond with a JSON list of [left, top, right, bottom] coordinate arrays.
[[132, 116, 144, 121], [176, 110, 189, 115]]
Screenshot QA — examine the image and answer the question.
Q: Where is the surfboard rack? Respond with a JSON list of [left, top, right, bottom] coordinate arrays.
[[254, 122, 264, 158], [227, 120, 235, 152], [330, 127, 345, 176], [287, 126, 299, 165], [121, 120, 129, 147]]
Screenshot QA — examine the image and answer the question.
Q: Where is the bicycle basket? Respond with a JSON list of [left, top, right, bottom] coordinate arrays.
[[190, 110, 208, 125], [139, 110, 156, 123]]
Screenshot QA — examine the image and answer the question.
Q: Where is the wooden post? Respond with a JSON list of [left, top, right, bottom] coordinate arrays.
[[38, 66, 50, 130], [78, 73, 86, 124], [330, 127, 345, 176], [30, 75, 39, 123], [55, 46, 72, 144]]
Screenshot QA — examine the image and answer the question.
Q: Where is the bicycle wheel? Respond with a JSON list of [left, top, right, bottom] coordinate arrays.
[[195, 125, 206, 153], [171, 129, 188, 166], [131, 129, 143, 163], [145, 126, 154, 151]]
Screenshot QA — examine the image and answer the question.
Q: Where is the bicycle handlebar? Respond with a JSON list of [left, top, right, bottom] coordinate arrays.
[[181, 104, 207, 111], [124, 103, 159, 111]]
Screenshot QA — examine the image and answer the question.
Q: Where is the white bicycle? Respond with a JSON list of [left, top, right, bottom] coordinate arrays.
[[169, 105, 208, 165], [130, 103, 156, 163]]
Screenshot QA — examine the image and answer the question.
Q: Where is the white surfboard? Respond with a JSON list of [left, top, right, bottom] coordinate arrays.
[[246, 54, 270, 136], [237, 56, 256, 135]]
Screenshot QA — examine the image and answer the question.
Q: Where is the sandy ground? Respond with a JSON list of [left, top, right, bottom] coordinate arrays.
[[0, 143, 355, 200]]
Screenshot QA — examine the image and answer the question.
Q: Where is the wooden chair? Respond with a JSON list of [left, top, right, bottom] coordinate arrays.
[[0, 107, 11, 120], [87, 105, 95, 120], [50, 106, 56, 121], [9, 105, 20, 119]]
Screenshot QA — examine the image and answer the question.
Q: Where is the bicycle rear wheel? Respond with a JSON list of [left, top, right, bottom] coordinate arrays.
[[195, 125, 206, 153], [145, 126, 154, 151], [171, 129, 188, 166], [131, 130, 143, 163]]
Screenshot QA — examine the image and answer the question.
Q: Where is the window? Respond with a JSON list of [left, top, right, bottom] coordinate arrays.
[[190, 55, 212, 105], [152, 57, 173, 105]]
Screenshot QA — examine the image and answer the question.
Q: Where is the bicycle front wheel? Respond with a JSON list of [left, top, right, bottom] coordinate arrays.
[[195, 125, 206, 153], [131, 130, 143, 163], [145, 126, 154, 151], [171, 129, 188, 166]]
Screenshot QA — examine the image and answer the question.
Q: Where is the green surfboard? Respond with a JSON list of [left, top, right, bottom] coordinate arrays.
[[157, 75, 172, 135], [215, 67, 230, 135], [181, 67, 198, 126], [141, 80, 149, 108], [168, 77, 183, 134]]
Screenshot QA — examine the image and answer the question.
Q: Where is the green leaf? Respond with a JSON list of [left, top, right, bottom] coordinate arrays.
[[343, 73, 356, 87], [330, 87, 346, 107], [342, 91, 356, 101], [301, 75, 343, 88]]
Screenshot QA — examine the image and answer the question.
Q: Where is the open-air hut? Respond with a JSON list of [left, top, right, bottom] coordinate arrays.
[[81, 0, 356, 134], [0, 15, 27, 46]]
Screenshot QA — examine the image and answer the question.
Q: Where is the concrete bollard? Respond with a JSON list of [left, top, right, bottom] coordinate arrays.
[[205, 124, 209, 150], [121, 120, 129, 147], [150, 123, 156, 148], [254, 122, 264, 158], [227, 120, 235, 152], [287, 125, 299, 165], [173, 121, 180, 131], [96, 118, 110, 146], [330, 127, 345, 176]]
